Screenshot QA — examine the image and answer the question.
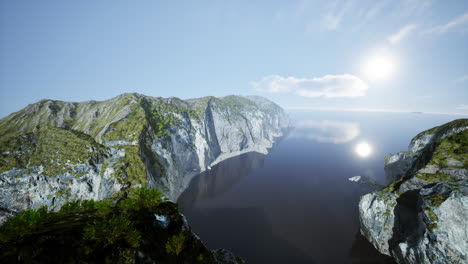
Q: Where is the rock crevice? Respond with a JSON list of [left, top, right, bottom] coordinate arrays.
[[359, 119, 468, 264]]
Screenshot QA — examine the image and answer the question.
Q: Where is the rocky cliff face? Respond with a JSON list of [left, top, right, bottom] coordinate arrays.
[[0, 93, 288, 223], [359, 119, 468, 264]]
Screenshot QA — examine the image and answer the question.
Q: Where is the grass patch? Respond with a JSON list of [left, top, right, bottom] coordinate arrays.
[[0, 127, 108, 177]]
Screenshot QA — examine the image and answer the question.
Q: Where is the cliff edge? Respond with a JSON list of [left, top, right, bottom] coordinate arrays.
[[359, 119, 468, 263], [0, 93, 289, 223]]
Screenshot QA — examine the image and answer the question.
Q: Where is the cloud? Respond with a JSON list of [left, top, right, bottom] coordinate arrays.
[[398, 0, 432, 18], [322, 12, 344, 30], [388, 24, 418, 44], [291, 120, 360, 144], [363, 4, 386, 21], [252, 74, 368, 98], [321, 0, 353, 30], [457, 104, 468, 111], [424, 11, 468, 34], [454, 74, 468, 83]]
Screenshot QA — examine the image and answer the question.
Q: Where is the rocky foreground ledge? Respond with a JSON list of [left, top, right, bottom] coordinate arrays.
[[0, 188, 245, 263], [358, 119, 468, 264]]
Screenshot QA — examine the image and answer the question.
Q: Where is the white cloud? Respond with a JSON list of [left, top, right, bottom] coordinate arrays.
[[454, 74, 468, 83], [424, 11, 468, 34], [388, 24, 418, 44], [291, 120, 360, 144], [252, 74, 368, 98], [457, 104, 468, 110]]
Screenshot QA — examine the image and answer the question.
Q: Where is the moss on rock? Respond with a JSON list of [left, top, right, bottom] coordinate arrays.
[[0, 188, 244, 264], [0, 127, 108, 177]]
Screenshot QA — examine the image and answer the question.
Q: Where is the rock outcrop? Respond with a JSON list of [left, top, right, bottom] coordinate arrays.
[[0, 93, 289, 223], [348, 175, 383, 189], [359, 119, 468, 264], [0, 188, 245, 264]]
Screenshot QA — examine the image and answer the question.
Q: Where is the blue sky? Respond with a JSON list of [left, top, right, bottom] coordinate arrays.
[[0, 0, 467, 117]]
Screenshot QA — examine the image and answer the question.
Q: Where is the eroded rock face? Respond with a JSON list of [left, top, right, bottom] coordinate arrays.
[[392, 181, 468, 264], [0, 94, 289, 223], [359, 190, 398, 255], [359, 119, 468, 264]]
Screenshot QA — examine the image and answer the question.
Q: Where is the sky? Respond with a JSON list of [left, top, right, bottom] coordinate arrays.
[[0, 0, 467, 117]]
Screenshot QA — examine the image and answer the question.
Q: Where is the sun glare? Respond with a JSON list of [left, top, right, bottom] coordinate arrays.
[[355, 142, 372, 158], [361, 50, 397, 81]]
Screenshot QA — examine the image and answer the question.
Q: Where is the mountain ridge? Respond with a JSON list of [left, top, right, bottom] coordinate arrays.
[[0, 93, 289, 223]]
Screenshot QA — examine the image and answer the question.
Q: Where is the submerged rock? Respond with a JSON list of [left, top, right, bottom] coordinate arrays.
[[359, 119, 468, 264], [348, 175, 383, 189]]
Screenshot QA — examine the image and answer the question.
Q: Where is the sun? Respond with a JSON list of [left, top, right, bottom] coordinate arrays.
[[361, 50, 397, 81], [355, 142, 372, 158]]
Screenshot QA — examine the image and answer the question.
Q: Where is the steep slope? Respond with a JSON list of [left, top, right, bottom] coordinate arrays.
[[0, 188, 245, 264], [0, 93, 289, 223], [358, 119, 468, 263]]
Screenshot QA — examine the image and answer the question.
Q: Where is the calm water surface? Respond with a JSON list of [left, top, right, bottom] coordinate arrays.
[[178, 111, 465, 264]]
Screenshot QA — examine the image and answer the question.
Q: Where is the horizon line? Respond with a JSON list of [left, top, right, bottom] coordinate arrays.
[[284, 106, 468, 117]]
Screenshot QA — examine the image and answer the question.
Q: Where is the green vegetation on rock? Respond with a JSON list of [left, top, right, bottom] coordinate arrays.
[[113, 145, 148, 186], [0, 127, 108, 177], [412, 119, 468, 142], [427, 129, 468, 169], [166, 232, 187, 256], [0, 188, 164, 263], [415, 172, 459, 183], [102, 103, 146, 142], [0, 187, 241, 263], [141, 97, 189, 139]]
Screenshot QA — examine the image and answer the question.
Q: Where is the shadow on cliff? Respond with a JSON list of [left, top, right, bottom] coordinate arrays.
[[186, 207, 316, 264], [387, 189, 425, 260]]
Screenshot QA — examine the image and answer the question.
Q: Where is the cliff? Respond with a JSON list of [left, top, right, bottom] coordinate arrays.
[[0, 93, 289, 223], [358, 119, 468, 263]]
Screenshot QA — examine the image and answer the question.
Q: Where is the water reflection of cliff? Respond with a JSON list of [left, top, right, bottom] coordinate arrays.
[[177, 152, 266, 211], [349, 232, 396, 264]]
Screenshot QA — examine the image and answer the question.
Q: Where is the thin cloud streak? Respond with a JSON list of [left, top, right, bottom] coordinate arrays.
[[424, 11, 468, 34], [321, 0, 353, 30], [457, 104, 468, 110], [388, 24, 418, 44], [454, 74, 468, 83], [252, 74, 369, 98], [398, 0, 432, 19]]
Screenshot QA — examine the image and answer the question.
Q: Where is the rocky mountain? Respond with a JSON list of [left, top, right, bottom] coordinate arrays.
[[358, 119, 468, 264], [0, 93, 289, 223]]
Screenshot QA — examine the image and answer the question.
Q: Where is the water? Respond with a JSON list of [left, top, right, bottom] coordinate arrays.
[[177, 111, 465, 264]]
